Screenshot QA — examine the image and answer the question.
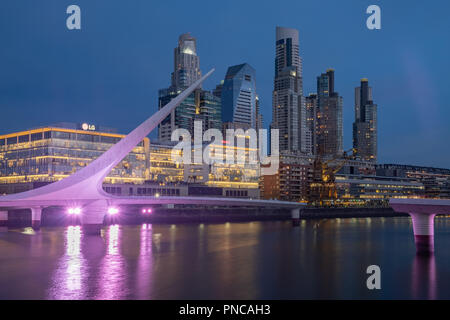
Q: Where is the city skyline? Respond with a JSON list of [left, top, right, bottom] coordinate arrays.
[[1, 1, 449, 168]]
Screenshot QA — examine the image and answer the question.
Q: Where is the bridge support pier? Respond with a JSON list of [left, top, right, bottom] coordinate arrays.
[[291, 208, 300, 227], [0, 210, 7, 231], [410, 212, 436, 255], [81, 203, 106, 236], [31, 207, 43, 230]]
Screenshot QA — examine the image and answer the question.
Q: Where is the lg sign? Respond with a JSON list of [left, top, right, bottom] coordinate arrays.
[[81, 123, 96, 131]]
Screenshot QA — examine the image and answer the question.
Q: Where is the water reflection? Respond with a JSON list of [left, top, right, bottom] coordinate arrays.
[[48, 226, 86, 299], [3, 219, 449, 299], [96, 225, 129, 299], [135, 224, 154, 298], [411, 254, 437, 300]]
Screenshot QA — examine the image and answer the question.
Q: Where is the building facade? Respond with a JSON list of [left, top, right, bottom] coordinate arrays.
[[220, 63, 257, 130], [260, 152, 312, 202], [335, 174, 425, 206], [171, 33, 201, 89], [0, 124, 260, 198], [353, 79, 377, 162], [0, 124, 150, 188], [183, 141, 260, 192], [271, 26, 310, 154], [159, 34, 222, 142], [376, 164, 450, 198], [305, 93, 318, 155], [316, 69, 343, 157], [158, 87, 221, 142]]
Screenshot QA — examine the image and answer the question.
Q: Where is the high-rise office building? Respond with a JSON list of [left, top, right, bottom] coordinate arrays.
[[221, 63, 257, 130], [316, 69, 343, 157], [171, 33, 201, 89], [255, 94, 263, 133], [305, 93, 318, 155], [353, 79, 377, 161], [271, 26, 310, 154], [213, 81, 224, 99], [158, 33, 221, 141], [158, 88, 221, 141]]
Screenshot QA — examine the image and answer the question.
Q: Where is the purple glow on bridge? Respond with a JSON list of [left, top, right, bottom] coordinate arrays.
[[108, 207, 119, 216], [67, 207, 81, 215]]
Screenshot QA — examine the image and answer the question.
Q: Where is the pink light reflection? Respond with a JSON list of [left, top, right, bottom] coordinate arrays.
[[48, 226, 87, 299], [411, 254, 437, 300], [96, 225, 129, 299], [136, 223, 153, 298]]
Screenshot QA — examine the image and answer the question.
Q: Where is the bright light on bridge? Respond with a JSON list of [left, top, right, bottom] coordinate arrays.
[[67, 207, 81, 215], [108, 207, 119, 215]]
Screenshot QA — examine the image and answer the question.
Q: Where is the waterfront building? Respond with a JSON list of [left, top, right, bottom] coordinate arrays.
[[271, 26, 310, 154], [260, 152, 313, 202], [102, 182, 256, 199], [376, 164, 450, 198], [147, 140, 184, 183], [316, 69, 343, 157], [353, 78, 377, 162], [220, 63, 257, 130], [0, 123, 150, 188], [335, 173, 425, 205], [0, 124, 258, 198], [184, 141, 260, 195]]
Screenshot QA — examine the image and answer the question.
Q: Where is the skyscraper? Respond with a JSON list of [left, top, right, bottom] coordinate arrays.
[[220, 63, 257, 130], [171, 33, 201, 89], [271, 26, 310, 154], [255, 94, 263, 133], [158, 33, 221, 142], [305, 93, 318, 155], [158, 88, 221, 142], [316, 69, 343, 157], [353, 79, 377, 162]]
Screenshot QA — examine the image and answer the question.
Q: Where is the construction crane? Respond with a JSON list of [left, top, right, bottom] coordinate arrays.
[[308, 148, 356, 206]]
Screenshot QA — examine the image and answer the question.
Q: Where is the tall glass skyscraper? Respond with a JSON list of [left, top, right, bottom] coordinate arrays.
[[353, 79, 377, 162], [220, 63, 257, 129], [158, 33, 221, 142], [271, 26, 310, 154], [305, 93, 318, 155], [171, 33, 202, 89], [316, 69, 343, 157]]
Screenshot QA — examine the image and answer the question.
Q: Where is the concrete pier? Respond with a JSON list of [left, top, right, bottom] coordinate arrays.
[[390, 198, 450, 254], [410, 212, 436, 254], [0, 210, 7, 231], [291, 208, 300, 227], [81, 202, 106, 235], [31, 207, 42, 230]]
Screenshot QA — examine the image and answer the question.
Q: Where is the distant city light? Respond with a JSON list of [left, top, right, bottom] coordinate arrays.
[[108, 207, 119, 215], [155, 193, 160, 198]]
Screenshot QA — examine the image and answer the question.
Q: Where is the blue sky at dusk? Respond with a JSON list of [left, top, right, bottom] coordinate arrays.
[[1, 0, 449, 168]]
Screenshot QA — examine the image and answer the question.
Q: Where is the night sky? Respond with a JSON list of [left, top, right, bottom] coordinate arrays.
[[1, 0, 449, 168]]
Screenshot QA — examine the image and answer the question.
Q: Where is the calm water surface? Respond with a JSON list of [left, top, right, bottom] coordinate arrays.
[[1, 217, 450, 299]]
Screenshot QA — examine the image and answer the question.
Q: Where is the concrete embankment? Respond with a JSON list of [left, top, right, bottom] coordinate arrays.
[[4, 206, 407, 227], [300, 207, 408, 219]]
